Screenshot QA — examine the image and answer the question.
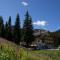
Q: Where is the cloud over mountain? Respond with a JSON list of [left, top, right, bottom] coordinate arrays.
[[33, 21, 47, 26]]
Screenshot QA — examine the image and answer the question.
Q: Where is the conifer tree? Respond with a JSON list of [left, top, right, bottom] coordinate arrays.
[[8, 16, 12, 40], [4, 22, 9, 39], [0, 16, 4, 37], [13, 14, 21, 44], [23, 11, 34, 47]]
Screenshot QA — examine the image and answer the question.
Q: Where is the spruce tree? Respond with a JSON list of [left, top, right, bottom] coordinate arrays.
[[8, 16, 12, 40], [0, 16, 4, 37], [13, 13, 21, 44], [4, 22, 9, 39], [23, 11, 34, 47]]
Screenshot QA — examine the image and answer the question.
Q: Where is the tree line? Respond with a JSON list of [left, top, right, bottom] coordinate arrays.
[[0, 11, 34, 46]]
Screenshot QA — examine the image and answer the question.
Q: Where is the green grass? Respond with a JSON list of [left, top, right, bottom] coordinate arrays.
[[0, 42, 60, 60], [31, 50, 60, 60], [0, 44, 17, 60]]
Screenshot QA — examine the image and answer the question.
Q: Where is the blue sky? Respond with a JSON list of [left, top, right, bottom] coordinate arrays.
[[0, 0, 60, 31]]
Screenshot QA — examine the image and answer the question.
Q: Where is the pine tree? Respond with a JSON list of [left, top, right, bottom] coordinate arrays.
[[13, 13, 21, 44], [4, 22, 9, 39], [7, 16, 12, 40], [23, 11, 34, 47], [0, 16, 4, 37]]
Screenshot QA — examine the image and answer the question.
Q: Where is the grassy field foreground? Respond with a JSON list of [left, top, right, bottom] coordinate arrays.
[[0, 44, 60, 60], [0, 38, 60, 60]]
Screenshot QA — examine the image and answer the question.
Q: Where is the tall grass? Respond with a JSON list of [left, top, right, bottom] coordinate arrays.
[[0, 43, 60, 60], [0, 44, 17, 60]]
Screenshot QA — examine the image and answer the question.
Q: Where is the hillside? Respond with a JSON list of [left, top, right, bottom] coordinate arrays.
[[0, 38, 20, 52], [32, 29, 60, 48]]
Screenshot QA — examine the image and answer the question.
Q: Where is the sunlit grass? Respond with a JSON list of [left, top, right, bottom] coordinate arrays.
[[0, 43, 60, 60]]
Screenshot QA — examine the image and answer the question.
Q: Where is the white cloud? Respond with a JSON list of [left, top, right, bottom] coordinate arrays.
[[33, 21, 47, 26], [21, 1, 28, 6]]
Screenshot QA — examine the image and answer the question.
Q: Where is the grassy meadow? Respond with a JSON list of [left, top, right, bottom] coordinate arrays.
[[0, 42, 60, 60]]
